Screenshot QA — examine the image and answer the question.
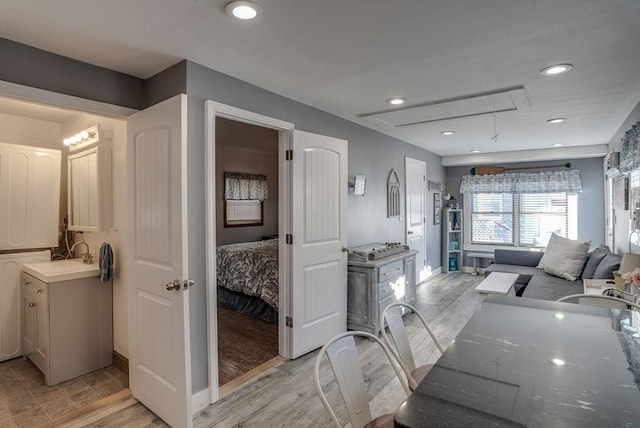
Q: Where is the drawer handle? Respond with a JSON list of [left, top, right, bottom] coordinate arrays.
[[36, 289, 44, 294], [23, 281, 31, 286], [28, 303, 36, 308]]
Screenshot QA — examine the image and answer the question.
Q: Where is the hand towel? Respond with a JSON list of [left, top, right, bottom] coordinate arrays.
[[99, 242, 113, 283]]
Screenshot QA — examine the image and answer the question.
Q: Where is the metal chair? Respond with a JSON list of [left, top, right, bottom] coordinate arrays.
[[313, 331, 410, 428], [380, 303, 444, 391], [557, 294, 640, 311]]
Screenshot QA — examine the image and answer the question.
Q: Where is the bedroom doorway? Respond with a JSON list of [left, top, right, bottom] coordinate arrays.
[[214, 117, 281, 388]]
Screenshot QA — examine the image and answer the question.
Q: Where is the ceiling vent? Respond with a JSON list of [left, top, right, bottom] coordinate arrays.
[[361, 86, 530, 128]]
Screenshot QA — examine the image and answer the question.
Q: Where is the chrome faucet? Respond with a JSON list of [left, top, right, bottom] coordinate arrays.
[[69, 240, 93, 264]]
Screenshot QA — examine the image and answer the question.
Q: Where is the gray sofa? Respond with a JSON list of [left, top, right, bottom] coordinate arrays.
[[485, 246, 622, 301]]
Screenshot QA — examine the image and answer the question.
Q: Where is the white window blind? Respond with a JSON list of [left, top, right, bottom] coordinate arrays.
[[470, 192, 572, 247]]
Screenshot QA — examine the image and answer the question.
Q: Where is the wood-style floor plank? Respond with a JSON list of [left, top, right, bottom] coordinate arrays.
[[58, 273, 484, 428]]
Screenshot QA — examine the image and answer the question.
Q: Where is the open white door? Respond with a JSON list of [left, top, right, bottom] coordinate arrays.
[[405, 158, 427, 283], [127, 94, 192, 428], [290, 130, 348, 358]]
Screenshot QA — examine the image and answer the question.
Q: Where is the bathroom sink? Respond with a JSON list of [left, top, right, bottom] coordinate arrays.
[[22, 259, 99, 283]]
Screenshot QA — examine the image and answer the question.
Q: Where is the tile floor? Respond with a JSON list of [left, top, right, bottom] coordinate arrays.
[[0, 357, 128, 427]]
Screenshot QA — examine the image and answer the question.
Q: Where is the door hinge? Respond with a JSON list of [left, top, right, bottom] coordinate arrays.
[[286, 149, 293, 160], [423, 175, 426, 181], [286, 234, 293, 244], [286, 316, 293, 327]]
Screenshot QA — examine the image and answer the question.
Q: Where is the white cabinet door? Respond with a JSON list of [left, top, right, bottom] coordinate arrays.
[[290, 130, 348, 358], [0, 143, 61, 250], [68, 146, 112, 232]]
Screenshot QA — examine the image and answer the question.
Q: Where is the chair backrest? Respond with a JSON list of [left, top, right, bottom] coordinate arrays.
[[313, 331, 410, 428], [557, 294, 640, 311], [380, 303, 444, 390]]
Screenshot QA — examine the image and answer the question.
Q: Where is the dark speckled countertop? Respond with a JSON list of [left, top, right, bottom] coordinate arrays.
[[394, 295, 640, 427]]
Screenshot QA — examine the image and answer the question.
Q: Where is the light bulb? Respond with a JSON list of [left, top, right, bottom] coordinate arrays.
[[63, 138, 71, 146], [80, 130, 89, 139]]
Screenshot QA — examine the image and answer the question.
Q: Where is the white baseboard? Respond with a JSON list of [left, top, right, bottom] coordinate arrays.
[[192, 388, 211, 415]]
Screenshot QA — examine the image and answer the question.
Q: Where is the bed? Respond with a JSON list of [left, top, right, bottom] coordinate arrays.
[[216, 238, 279, 323]]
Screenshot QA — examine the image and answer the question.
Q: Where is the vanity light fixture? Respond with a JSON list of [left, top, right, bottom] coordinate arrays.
[[62, 125, 101, 148], [547, 118, 566, 124], [540, 64, 573, 76], [441, 131, 455, 136], [225, 1, 261, 20], [387, 97, 407, 105]]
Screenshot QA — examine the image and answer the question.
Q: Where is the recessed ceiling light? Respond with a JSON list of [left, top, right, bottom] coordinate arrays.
[[547, 118, 566, 124], [225, 1, 261, 20], [471, 150, 480, 153], [387, 97, 407, 105], [552, 143, 564, 147], [551, 358, 566, 366], [441, 131, 455, 135], [555, 313, 565, 319], [540, 64, 573, 76]]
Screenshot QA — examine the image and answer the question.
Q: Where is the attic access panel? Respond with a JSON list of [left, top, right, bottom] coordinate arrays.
[[361, 86, 530, 128]]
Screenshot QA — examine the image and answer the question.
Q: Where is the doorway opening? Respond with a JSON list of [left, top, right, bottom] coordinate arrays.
[[214, 117, 280, 388]]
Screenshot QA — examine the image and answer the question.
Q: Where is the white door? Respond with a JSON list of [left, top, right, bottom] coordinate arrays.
[[290, 130, 348, 358], [405, 158, 427, 283], [127, 94, 192, 428]]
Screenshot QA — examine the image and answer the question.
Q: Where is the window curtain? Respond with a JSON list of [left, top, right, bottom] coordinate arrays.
[[224, 172, 268, 201], [619, 121, 640, 173], [459, 169, 582, 194]]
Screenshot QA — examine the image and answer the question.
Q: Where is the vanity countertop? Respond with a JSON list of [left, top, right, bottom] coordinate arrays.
[[22, 259, 99, 283]]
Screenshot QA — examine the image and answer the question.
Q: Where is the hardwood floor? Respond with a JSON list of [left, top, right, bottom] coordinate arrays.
[[217, 307, 279, 386], [53, 273, 484, 427]]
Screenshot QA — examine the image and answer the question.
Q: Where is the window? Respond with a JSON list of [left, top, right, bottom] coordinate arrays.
[[470, 192, 575, 247]]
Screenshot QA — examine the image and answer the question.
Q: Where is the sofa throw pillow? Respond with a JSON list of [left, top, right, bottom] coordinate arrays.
[[592, 253, 622, 279], [581, 246, 611, 279], [537, 233, 591, 281]]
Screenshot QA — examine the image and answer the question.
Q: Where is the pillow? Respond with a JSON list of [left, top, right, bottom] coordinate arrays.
[[537, 233, 591, 281], [592, 253, 622, 279], [581, 246, 611, 279]]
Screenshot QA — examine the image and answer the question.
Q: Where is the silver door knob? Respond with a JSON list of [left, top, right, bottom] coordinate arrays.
[[165, 279, 181, 291], [341, 246, 349, 252]]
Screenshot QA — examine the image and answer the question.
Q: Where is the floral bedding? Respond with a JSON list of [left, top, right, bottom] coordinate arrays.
[[216, 239, 279, 311]]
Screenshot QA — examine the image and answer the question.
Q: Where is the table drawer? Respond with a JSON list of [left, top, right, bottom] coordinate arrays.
[[379, 283, 395, 300], [378, 260, 404, 283], [22, 273, 47, 301]]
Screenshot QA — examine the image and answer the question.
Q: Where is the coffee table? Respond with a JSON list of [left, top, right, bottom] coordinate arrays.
[[474, 272, 518, 296]]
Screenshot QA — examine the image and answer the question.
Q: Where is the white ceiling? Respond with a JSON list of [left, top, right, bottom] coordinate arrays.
[[1, 0, 638, 164]]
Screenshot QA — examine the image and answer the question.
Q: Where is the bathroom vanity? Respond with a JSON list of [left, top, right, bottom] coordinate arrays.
[[21, 259, 112, 386]]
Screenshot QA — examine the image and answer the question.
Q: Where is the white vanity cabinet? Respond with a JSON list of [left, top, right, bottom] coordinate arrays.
[[0, 143, 61, 250], [67, 145, 112, 231], [21, 271, 112, 386]]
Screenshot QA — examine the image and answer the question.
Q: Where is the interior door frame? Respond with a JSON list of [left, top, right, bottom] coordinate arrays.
[[204, 101, 294, 404], [404, 157, 427, 282]]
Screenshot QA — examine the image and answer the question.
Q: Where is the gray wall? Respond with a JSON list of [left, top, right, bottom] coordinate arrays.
[[0, 38, 145, 110], [184, 60, 444, 392], [445, 157, 606, 245]]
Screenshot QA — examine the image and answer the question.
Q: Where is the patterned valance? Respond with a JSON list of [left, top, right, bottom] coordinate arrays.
[[224, 172, 268, 201], [619, 121, 640, 173], [460, 169, 582, 194]]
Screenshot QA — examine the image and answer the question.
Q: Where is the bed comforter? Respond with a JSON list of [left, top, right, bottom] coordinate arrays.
[[216, 239, 279, 311]]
